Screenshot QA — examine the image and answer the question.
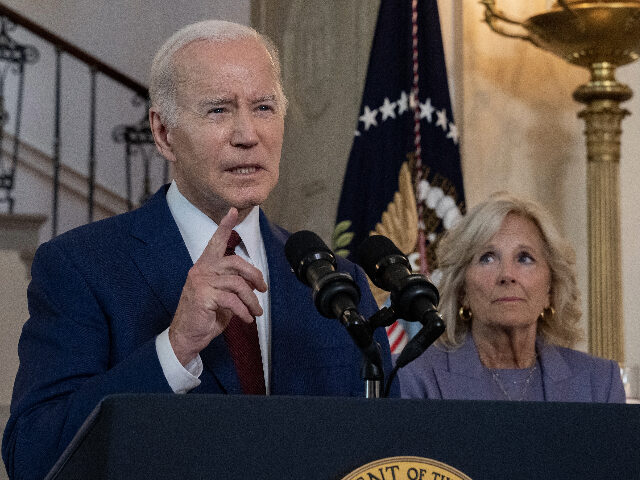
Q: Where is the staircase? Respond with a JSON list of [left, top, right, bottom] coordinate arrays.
[[0, 4, 168, 469]]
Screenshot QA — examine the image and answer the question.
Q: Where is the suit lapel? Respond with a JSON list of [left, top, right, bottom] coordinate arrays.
[[538, 341, 592, 402], [128, 187, 191, 320], [128, 186, 241, 394], [433, 336, 496, 400], [259, 211, 290, 393], [260, 211, 327, 394], [433, 335, 594, 402]]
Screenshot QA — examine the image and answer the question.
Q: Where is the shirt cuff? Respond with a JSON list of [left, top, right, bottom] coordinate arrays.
[[155, 327, 202, 394]]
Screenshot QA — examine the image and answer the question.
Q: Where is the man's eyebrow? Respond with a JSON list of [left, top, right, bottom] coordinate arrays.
[[253, 94, 278, 103], [198, 97, 234, 108]]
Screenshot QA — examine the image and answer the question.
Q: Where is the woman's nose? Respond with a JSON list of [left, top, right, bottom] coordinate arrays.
[[498, 262, 516, 284]]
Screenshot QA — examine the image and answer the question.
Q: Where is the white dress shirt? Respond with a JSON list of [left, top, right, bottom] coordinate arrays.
[[155, 181, 271, 394]]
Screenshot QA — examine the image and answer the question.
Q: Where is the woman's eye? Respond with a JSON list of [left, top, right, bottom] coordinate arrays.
[[478, 252, 494, 264], [518, 252, 535, 264]]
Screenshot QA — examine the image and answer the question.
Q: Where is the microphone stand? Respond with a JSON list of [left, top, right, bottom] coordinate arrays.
[[368, 305, 444, 397], [339, 308, 384, 398]]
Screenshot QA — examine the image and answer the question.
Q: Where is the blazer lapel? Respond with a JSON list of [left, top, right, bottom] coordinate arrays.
[[538, 341, 593, 402], [432, 336, 594, 401], [433, 336, 496, 400], [128, 187, 191, 320], [128, 186, 241, 394], [259, 212, 291, 393], [259, 211, 329, 394]]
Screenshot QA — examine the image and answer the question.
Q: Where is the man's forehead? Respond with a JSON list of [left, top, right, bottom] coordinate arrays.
[[173, 37, 272, 69], [175, 68, 279, 103], [174, 38, 276, 83]]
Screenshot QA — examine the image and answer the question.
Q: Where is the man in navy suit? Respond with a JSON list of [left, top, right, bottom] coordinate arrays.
[[2, 20, 395, 480]]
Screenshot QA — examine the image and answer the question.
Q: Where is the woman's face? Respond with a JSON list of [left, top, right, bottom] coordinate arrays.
[[463, 213, 551, 331]]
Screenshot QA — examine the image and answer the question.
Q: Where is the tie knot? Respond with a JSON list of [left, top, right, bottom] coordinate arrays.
[[225, 230, 242, 256]]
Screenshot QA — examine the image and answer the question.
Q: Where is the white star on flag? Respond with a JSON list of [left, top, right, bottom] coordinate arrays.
[[435, 108, 448, 131], [379, 97, 397, 121], [447, 122, 459, 144], [420, 98, 435, 122], [397, 91, 409, 115], [359, 105, 378, 131]]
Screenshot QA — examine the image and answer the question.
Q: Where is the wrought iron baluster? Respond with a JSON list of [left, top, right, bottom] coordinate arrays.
[[9, 61, 25, 213], [113, 95, 155, 210], [0, 72, 7, 209], [0, 16, 38, 213], [52, 47, 61, 237], [87, 67, 97, 222], [0, 5, 154, 225]]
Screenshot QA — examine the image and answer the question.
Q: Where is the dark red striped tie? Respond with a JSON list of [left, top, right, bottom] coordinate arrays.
[[222, 230, 266, 395]]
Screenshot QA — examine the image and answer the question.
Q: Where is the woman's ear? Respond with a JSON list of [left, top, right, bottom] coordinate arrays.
[[458, 287, 467, 307]]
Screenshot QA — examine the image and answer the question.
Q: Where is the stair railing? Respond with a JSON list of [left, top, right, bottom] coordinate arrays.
[[0, 3, 166, 237]]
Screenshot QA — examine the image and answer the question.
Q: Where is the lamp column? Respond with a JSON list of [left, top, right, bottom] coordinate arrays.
[[573, 62, 631, 363]]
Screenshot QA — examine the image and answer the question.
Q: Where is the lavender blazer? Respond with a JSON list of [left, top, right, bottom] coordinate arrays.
[[398, 334, 626, 403]]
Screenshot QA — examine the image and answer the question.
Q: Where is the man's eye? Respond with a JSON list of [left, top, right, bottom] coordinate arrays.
[[209, 107, 225, 114], [257, 104, 274, 112]]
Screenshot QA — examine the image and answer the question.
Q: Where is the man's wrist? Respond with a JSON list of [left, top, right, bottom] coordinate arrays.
[[156, 328, 202, 394], [168, 326, 199, 367]]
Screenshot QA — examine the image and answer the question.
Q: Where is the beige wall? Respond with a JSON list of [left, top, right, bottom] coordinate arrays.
[[0, 251, 29, 406], [0, 250, 30, 477]]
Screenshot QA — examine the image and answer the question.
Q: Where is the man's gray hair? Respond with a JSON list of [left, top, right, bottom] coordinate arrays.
[[149, 20, 286, 127]]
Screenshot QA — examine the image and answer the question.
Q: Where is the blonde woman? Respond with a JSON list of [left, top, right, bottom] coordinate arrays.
[[399, 192, 625, 402]]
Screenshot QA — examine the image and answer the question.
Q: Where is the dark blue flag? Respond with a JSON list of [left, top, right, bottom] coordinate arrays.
[[334, 0, 465, 276]]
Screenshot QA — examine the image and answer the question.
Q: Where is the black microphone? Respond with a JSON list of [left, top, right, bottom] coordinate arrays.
[[357, 235, 440, 325], [284, 231, 381, 369], [284, 230, 361, 319], [356, 235, 445, 368]]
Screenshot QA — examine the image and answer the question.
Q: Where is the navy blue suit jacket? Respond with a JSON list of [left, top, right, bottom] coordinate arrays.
[[2, 187, 396, 480]]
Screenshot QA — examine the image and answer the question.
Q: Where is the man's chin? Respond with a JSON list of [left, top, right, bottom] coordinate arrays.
[[229, 195, 267, 216], [228, 187, 273, 210]]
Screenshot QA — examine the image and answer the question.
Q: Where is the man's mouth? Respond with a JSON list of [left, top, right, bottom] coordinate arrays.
[[228, 166, 259, 174]]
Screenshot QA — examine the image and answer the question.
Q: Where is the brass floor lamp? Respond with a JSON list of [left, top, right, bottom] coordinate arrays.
[[480, 0, 640, 365]]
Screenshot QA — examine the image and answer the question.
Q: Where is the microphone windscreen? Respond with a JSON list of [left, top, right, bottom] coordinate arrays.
[[356, 235, 403, 279], [284, 230, 332, 271]]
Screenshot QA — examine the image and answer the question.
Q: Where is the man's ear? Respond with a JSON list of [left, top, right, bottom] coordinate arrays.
[[149, 108, 177, 163]]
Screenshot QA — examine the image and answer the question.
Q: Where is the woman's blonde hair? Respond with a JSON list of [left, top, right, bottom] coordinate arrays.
[[436, 192, 583, 348]]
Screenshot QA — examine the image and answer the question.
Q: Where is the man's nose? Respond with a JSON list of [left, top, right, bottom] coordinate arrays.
[[230, 110, 259, 148]]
